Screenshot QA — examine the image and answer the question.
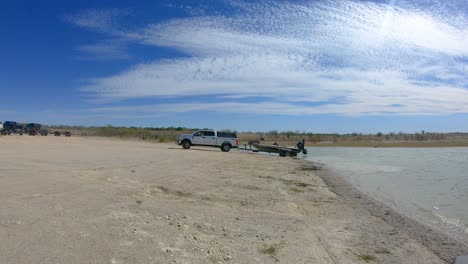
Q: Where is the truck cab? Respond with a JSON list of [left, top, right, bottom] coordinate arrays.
[[192, 130, 217, 146]]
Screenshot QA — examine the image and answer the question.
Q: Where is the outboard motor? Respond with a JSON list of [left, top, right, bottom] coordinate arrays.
[[296, 139, 308, 155]]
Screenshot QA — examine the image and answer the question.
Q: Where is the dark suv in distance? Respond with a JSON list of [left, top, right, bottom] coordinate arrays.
[[2, 121, 24, 135], [39, 129, 49, 136]]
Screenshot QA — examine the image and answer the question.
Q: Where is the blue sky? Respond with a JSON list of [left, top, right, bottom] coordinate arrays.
[[1, 0, 467, 133]]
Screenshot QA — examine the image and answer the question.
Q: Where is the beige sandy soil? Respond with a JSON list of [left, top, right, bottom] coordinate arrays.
[[0, 136, 445, 264]]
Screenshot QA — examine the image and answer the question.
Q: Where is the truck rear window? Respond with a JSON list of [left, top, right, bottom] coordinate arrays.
[[217, 132, 237, 138]]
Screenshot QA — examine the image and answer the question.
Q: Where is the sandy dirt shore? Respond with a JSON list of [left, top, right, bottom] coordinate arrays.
[[0, 136, 453, 263]]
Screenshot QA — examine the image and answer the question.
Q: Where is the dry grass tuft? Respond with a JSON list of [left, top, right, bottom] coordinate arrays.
[[358, 254, 376, 262], [260, 245, 277, 255]]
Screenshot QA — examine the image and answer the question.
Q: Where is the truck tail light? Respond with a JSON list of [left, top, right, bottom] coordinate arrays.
[[236, 138, 239, 145]]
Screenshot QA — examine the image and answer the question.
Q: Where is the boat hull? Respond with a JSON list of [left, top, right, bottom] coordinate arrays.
[[250, 143, 301, 156]]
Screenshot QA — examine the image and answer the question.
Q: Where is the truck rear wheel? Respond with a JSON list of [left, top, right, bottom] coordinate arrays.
[[221, 143, 231, 152], [182, 140, 191, 149]]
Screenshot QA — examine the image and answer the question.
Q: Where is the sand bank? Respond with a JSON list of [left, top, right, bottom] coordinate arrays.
[[0, 136, 459, 263], [317, 168, 468, 263]]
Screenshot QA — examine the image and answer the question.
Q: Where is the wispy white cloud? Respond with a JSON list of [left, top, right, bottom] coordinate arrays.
[[65, 8, 129, 33], [65, 8, 133, 60], [76, 40, 131, 60], [71, 0, 468, 115], [91, 97, 468, 116]]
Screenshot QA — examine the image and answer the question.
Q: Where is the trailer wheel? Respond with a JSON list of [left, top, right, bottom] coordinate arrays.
[[279, 151, 287, 157], [182, 140, 191, 149], [221, 143, 231, 152]]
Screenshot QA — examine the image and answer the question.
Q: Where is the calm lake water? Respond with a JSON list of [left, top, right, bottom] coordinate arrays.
[[304, 147, 468, 242]]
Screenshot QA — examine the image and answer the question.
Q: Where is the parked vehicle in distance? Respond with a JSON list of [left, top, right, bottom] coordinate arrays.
[[0, 122, 4, 135], [64, 131, 72, 137], [39, 129, 49, 136], [0, 125, 8, 135], [54, 131, 61, 136], [3, 121, 18, 130], [24, 123, 42, 135], [177, 130, 238, 152], [1, 121, 23, 135]]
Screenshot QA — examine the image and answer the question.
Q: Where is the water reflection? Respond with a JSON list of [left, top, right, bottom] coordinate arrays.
[[305, 147, 468, 242]]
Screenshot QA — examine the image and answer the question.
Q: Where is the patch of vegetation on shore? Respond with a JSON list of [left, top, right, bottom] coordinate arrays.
[[46, 125, 468, 147], [259, 244, 277, 255], [358, 254, 376, 262], [238, 130, 468, 147], [48, 125, 199, 143]]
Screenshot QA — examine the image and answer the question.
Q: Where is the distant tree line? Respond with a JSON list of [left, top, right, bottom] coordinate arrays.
[[47, 125, 468, 143]]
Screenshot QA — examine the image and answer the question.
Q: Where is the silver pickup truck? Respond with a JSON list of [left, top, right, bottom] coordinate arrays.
[[177, 130, 239, 152]]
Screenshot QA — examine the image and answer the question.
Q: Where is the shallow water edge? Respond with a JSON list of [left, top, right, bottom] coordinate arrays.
[[312, 163, 468, 263]]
